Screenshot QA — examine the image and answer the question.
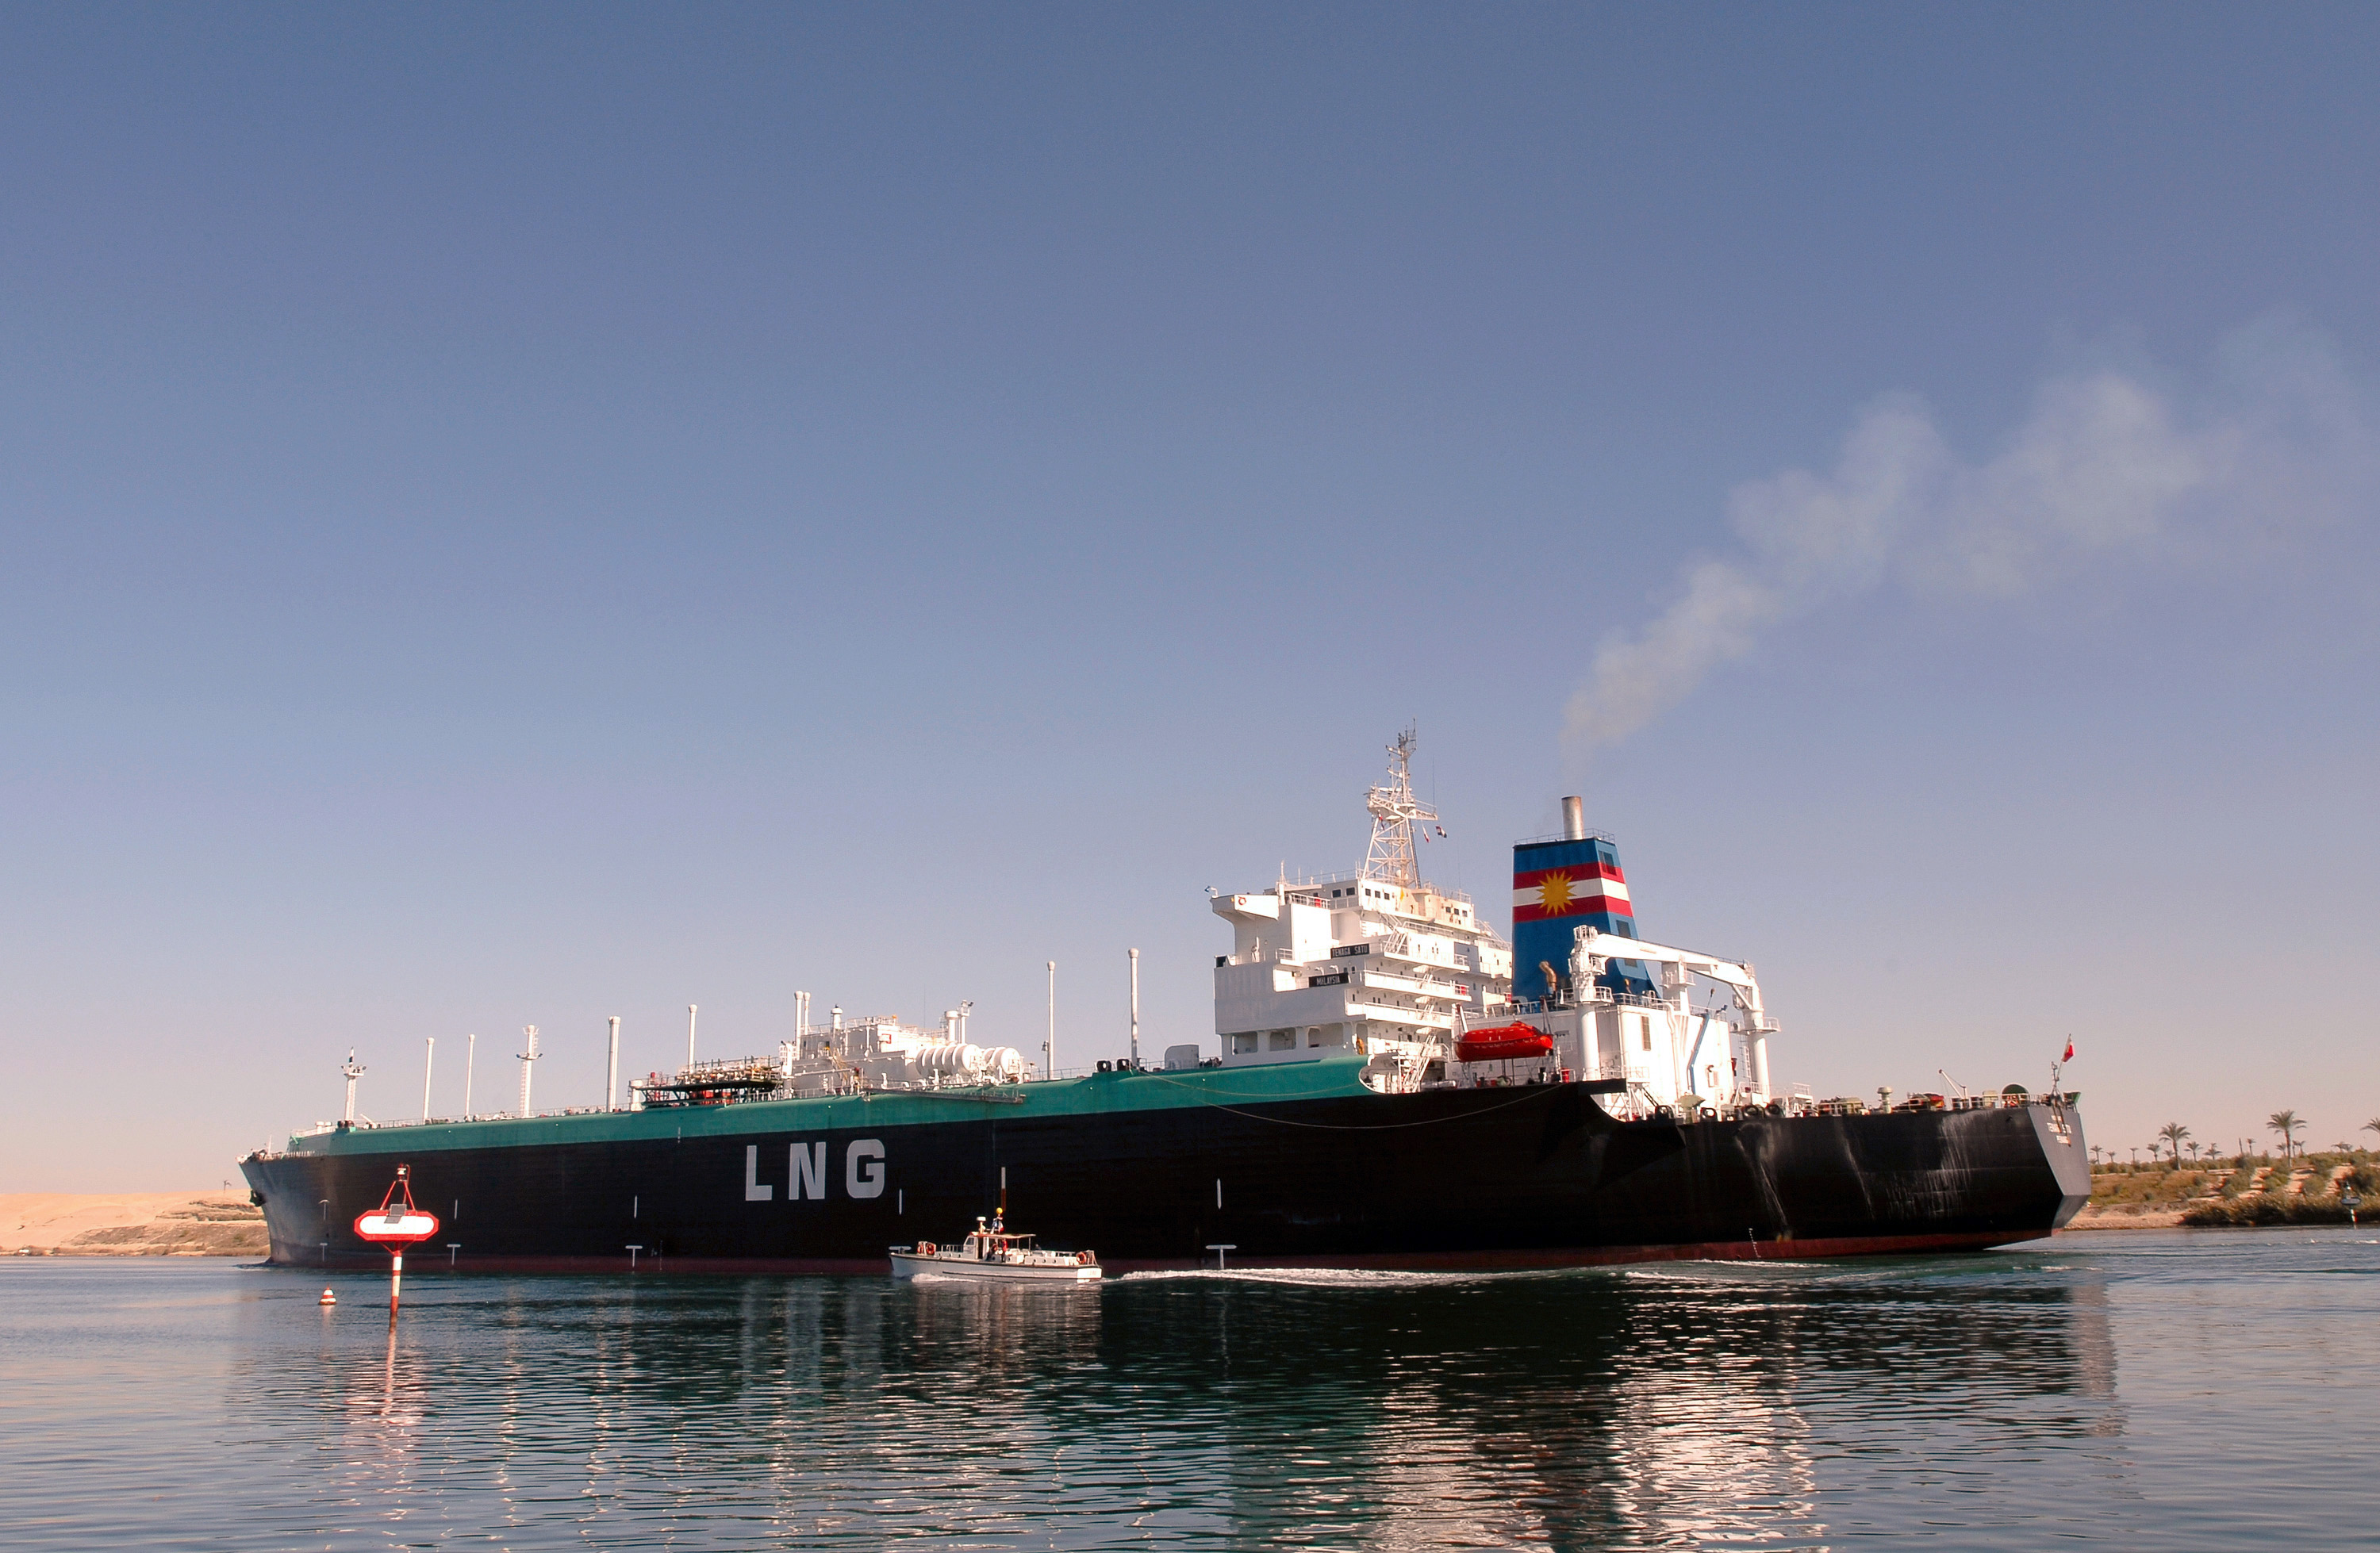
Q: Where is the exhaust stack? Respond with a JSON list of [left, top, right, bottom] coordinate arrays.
[[1511, 800, 1640, 1003]]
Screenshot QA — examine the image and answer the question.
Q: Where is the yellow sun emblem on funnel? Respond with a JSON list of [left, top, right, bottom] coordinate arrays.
[[1537, 873, 1573, 913]]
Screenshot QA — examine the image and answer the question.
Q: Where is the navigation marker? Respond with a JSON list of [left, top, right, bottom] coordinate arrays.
[[352, 1164, 441, 1330]]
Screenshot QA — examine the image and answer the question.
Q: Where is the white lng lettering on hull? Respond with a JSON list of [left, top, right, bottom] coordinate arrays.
[[737, 1141, 889, 1203], [846, 1140, 885, 1198], [790, 1142, 827, 1199]]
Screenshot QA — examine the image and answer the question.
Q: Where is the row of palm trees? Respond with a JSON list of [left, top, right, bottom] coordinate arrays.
[[2096, 1114, 2380, 1170]]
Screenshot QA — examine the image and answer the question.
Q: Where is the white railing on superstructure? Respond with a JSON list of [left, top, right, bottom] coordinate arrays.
[[1269, 868, 1475, 908]]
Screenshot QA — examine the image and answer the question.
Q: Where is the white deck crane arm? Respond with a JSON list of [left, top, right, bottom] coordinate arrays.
[[1570, 926, 1775, 1102]]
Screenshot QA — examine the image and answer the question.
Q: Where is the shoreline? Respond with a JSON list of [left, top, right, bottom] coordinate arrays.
[[7, 1191, 2344, 1256], [2061, 1206, 2187, 1230], [3, 1193, 268, 1258]]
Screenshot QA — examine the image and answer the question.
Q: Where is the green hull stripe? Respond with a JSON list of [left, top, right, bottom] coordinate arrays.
[[287, 1057, 1380, 1156]]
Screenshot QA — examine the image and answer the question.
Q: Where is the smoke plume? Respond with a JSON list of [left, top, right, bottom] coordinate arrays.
[[1564, 321, 2377, 756]]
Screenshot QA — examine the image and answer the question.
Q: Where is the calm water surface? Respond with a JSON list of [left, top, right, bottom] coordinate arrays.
[[2, 1230, 2374, 1550]]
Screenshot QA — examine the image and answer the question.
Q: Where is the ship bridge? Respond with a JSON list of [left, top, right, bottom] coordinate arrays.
[[1209, 732, 1780, 1115], [1211, 729, 1514, 1087]]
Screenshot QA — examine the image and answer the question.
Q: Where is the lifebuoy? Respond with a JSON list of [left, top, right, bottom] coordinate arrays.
[[918, 1242, 935, 1256], [1077, 1249, 1093, 1265]]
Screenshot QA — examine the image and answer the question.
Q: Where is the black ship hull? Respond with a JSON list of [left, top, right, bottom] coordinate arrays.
[[242, 1067, 2090, 1274]]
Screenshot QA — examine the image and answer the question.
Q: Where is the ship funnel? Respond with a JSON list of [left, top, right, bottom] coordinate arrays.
[[1512, 805, 1645, 1003]]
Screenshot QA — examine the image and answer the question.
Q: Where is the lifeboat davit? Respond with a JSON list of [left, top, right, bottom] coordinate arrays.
[[1455, 1023, 1555, 1063]]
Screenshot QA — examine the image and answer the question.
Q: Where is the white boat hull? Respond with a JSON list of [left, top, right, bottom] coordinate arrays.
[[889, 1249, 1101, 1283]]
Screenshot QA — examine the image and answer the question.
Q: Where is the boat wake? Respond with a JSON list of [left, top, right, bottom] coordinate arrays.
[[1115, 1265, 1595, 1289]]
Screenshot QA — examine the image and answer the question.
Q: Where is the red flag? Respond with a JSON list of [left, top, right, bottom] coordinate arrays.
[[2062, 1041, 2075, 1062]]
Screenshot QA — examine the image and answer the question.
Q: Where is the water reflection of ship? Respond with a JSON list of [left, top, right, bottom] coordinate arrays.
[[225, 1264, 2125, 1546], [904, 1279, 1103, 1367], [1186, 1267, 2127, 1547]]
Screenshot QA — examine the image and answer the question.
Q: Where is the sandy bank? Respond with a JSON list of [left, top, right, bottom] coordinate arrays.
[[2061, 1204, 2187, 1230], [3, 1192, 268, 1256]]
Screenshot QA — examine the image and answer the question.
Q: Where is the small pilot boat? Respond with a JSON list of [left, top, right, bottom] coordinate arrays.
[[889, 1217, 1102, 1283]]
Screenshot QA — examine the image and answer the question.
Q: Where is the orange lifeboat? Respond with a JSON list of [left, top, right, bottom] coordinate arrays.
[[1456, 1023, 1555, 1063]]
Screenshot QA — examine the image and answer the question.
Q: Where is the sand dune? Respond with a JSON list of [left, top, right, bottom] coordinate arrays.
[[3, 1192, 268, 1256]]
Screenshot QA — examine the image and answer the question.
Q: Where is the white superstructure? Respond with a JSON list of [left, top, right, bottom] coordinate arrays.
[[628, 1006, 1029, 1110], [1493, 928, 1778, 1118], [1212, 729, 1514, 1091], [1212, 730, 1783, 1118]]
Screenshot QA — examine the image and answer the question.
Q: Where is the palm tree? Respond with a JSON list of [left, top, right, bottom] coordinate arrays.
[[2364, 1118, 2380, 1154], [2159, 1122, 2191, 1169], [2270, 1110, 2304, 1161], [2187, 1141, 2201, 1164]]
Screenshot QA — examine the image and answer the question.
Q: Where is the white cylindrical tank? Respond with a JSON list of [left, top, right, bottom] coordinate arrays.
[[916, 1043, 988, 1077], [982, 1046, 1026, 1081]]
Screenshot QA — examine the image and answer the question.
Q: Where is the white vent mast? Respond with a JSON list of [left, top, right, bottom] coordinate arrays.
[[516, 1025, 539, 1118], [1363, 723, 1436, 888]]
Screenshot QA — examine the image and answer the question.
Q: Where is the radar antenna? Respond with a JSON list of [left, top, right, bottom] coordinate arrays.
[[1363, 724, 1436, 887]]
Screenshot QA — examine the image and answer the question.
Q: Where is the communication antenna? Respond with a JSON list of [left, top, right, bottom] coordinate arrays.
[[1128, 948, 1140, 1068], [1046, 961, 1057, 1079], [421, 1037, 436, 1122], [341, 1049, 366, 1123], [1363, 724, 1435, 887], [463, 1033, 476, 1118], [606, 1017, 620, 1112], [686, 1004, 698, 1070]]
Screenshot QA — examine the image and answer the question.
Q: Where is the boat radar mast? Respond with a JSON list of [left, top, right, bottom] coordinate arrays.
[[1363, 724, 1435, 888]]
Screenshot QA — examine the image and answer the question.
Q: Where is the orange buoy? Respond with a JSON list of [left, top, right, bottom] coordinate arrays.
[[318, 1287, 336, 1306]]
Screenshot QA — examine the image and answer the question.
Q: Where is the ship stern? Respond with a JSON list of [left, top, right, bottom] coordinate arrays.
[[2029, 1102, 2091, 1229]]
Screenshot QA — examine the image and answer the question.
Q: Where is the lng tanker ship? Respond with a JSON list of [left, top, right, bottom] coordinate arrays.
[[240, 732, 2090, 1271]]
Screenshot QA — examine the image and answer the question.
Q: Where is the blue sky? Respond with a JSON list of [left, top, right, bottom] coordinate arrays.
[[3, 6, 2374, 1187]]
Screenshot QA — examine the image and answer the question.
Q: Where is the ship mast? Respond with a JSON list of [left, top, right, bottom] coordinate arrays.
[[1362, 724, 1435, 888]]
